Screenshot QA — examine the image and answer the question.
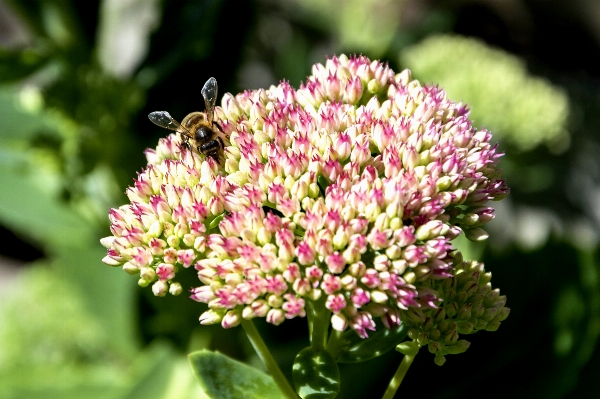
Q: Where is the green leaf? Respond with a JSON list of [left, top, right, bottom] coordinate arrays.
[[316, 174, 330, 194], [208, 213, 225, 230], [0, 169, 93, 248], [123, 342, 209, 399], [292, 347, 340, 399], [332, 322, 409, 363], [188, 350, 281, 399], [53, 245, 138, 357], [121, 342, 176, 399]]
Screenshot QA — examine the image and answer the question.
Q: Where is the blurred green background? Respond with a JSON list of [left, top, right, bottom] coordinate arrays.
[[1, 0, 599, 398]]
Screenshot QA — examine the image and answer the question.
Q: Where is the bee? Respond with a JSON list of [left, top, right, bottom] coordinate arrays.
[[148, 77, 227, 163]]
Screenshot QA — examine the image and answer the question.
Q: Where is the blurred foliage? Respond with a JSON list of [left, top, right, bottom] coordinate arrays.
[[400, 34, 570, 152], [1, 0, 600, 398], [284, 0, 404, 58]]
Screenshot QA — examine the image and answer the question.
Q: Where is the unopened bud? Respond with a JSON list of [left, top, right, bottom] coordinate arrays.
[[446, 339, 470, 355], [152, 280, 168, 297], [465, 227, 489, 241], [169, 282, 183, 296], [434, 354, 446, 366]]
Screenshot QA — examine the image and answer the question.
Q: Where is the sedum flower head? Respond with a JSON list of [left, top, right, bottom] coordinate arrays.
[[102, 55, 508, 338]]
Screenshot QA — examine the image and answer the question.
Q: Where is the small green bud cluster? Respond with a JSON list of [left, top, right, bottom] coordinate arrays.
[[401, 253, 509, 365]]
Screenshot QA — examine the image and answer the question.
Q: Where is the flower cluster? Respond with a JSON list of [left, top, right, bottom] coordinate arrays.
[[401, 253, 510, 365], [101, 55, 508, 339]]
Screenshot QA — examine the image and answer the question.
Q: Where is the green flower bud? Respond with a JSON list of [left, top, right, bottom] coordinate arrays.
[[445, 302, 458, 318], [428, 341, 442, 354], [484, 320, 501, 332], [445, 288, 456, 302], [436, 175, 452, 191], [457, 303, 472, 320], [462, 213, 479, 226], [139, 267, 156, 281], [423, 317, 434, 332], [444, 330, 459, 345], [417, 333, 430, 346], [367, 79, 380, 93], [182, 233, 196, 247], [408, 328, 419, 340], [457, 321, 474, 334], [455, 291, 469, 305], [404, 271, 417, 284], [481, 271, 492, 285], [482, 307, 498, 322], [476, 283, 492, 297], [434, 354, 446, 366], [484, 288, 501, 307], [497, 307, 511, 321], [446, 339, 470, 355], [453, 252, 464, 265], [433, 307, 446, 323], [495, 295, 508, 307], [406, 308, 426, 325], [470, 294, 485, 306], [471, 303, 485, 318], [167, 235, 180, 248], [465, 227, 489, 241], [438, 321, 449, 333], [463, 281, 479, 297], [169, 282, 183, 296]]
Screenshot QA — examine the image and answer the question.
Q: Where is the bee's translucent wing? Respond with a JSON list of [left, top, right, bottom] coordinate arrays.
[[201, 77, 218, 125], [148, 111, 188, 133]]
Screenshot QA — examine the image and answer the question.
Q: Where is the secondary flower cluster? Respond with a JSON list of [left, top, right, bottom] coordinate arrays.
[[101, 55, 508, 339], [401, 253, 510, 365]]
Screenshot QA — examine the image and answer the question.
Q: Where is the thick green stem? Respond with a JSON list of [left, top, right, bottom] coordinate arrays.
[[326, 329, 346, 359], [307, 295, 330, 350], [381, 351, 418, 399], [241, 319, 298, 399]]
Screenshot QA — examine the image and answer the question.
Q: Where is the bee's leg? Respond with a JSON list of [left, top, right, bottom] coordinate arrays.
[[213, 122, 230, 145], [213, 121, 225, 133], [181, 140, 191, 152]]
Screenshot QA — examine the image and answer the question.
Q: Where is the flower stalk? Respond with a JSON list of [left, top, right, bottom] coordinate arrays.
[[382, 343, 420, 399], [241, 319, 298, 399], [307, 296, 330, 350], [325, 329, 345, 359]]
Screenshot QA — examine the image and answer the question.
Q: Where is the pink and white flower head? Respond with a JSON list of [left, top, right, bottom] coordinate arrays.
[[102, 55, 509, 337]]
